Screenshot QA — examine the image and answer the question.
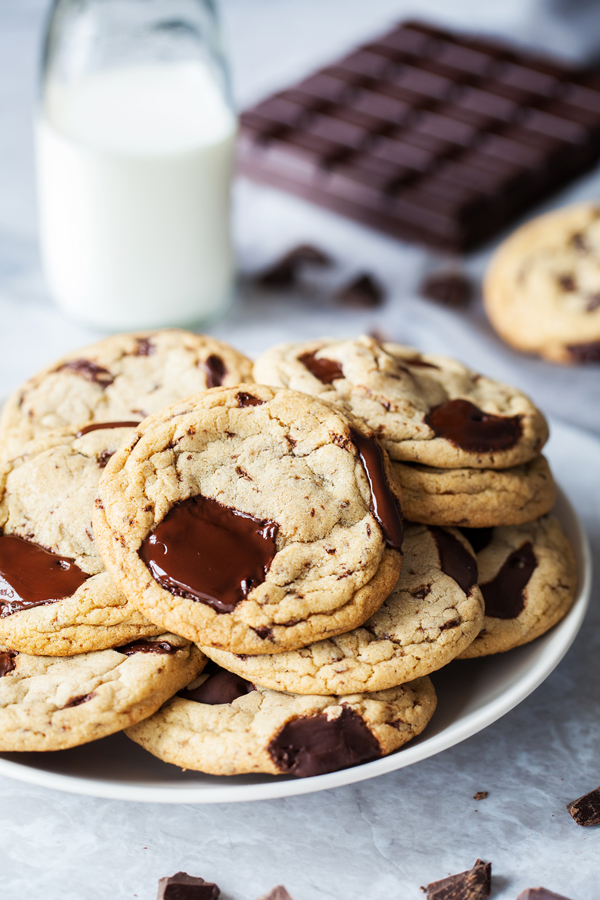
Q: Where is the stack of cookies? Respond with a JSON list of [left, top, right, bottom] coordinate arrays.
[[0, 331, 577, 778]]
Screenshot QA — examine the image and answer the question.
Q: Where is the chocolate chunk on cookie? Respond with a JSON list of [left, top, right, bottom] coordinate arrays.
[[94, 385, 403, 655], [253, 336, 548, 468]]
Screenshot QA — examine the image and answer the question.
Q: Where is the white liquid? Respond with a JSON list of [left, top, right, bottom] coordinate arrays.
[[37, 61, 236, 330]]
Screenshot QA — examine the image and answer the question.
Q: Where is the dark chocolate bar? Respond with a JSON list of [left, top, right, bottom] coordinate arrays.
[[239, 21, 600, 251]]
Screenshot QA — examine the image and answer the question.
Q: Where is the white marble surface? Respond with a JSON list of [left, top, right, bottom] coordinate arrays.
[[1, 1, 599, 897]]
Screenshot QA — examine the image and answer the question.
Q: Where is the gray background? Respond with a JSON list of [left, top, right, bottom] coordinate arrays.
[[0, 1, 599, 897]]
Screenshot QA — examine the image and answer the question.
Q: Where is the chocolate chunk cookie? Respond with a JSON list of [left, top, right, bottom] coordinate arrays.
[[0, 424, 162, 655], [394, 456, 556, 528], [459, 515, 577, 657], [485, 202, 600, 364], [0, 634, 204, 751], [125, 662, 436, 777], [94, 385, 404, 655], [253, 336, 548, 468], [0, 329, 253, 460], [202, 524, 483, 694]]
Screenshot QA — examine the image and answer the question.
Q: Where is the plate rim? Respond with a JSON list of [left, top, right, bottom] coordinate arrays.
[[0, 419, 594, 803]]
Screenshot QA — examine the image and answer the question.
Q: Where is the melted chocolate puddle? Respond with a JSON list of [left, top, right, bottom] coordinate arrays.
[[204, 354, 227, 388], [140, 495, 279, 614], [350, 429, 403, 550], [425, 399, 522, 453], [299, 351, 344, 384], [0, 649, 17, 676], [481, 541, 537, 619], [429, 526, 478, 594], [0, 535, 89, 617], [117, 639, 177, 656], [76, 420, 140, 437], [179, 662, 255, 705], [268, 705, 382, 778]]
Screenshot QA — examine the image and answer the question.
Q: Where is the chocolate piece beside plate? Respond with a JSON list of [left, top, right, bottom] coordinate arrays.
[[421, 271, 473, 307], [239, 20, 600, 251], [566, 785, 600, 826], [156, 872, 220, 900], [335, 273, 385, 307], [425, 858, 491, 900]]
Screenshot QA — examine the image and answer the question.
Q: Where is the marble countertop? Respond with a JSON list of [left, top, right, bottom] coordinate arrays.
[[1, 1, 599, 898]]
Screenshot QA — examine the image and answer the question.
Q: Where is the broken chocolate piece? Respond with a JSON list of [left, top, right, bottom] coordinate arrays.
[[425, 859, 491, 900], [473, 791, 488, 800], [420, 271, 474, 307], [566, 785, 600, 826], [257, 244, 332, 288], [516, 890, 573, 900], [256, 888, 295, 900], [156, 872, 220, 900], [335, 273, 385, 308]]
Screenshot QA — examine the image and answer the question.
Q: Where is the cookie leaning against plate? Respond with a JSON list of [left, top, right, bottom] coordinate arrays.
[[459, 515, 577, 658], [125, 662, 436, 777], [394, 455, 556, 528], [253, 336, 548, 468], [94, 384, 404, 655], [0, 424, 163, 656], [484, 202, 600, 364], [0, 634, 204, 752], [202, 524, 483, 694], [0, 329, 253, 460]]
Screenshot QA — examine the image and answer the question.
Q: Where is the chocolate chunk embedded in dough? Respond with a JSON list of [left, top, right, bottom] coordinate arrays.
[[236, 391, 265, 408], [567, 340, 600, 363], [76, 420, 140, 437], [57, 359, 114, 387], [567, 785, 600, 826], [298, 350, 344, 384], [268, 705, 381, 778], [204, 354, 227, 388], [140, 496, 278, 614], [117, 639, 178, 656], [0, 535, 89, 618], [425, 399, 523, 453], [481, 542, 536, 619], [430, 527, 477, 594], [350, 429, 403, 550], [0, 649, 17, 677]]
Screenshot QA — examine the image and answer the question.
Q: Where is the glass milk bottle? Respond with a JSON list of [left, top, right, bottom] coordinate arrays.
[[37, 0, 236, 330]]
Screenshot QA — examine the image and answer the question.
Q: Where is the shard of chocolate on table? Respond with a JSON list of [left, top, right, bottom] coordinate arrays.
[[239, 20, 600, 251]]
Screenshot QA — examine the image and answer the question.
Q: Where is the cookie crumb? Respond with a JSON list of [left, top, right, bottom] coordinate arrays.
[[566, 785, 600, 826], [256, 887, 295, 900], [473, 791, 488, 800]]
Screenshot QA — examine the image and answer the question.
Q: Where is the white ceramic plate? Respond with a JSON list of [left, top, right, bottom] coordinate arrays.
[[0, 417, 593, 803]]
